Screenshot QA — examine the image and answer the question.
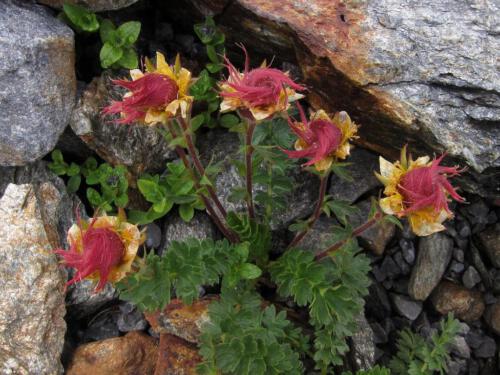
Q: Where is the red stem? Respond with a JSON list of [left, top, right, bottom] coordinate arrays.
[[245, 121, 257, 219], [178, 117, 228, 219], [314, 212, 384, 261], [165, 123, 238, 243], [287, 173, 329, 249]]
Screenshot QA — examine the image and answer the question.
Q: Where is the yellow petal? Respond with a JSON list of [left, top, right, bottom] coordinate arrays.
[[379, 156, 396, 179], [315, 156, 333, 171], [145, 109, 167, 125], [129, 69, 144, 81], [155, 52, 175, 80]]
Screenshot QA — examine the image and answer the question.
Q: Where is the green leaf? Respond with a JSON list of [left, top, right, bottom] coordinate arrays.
[[100, 42, 123, 68], [288, 220, 309, 233], [137, 179, 165, 203], [239, 263, 262, 280], [99, 19, 116, 44], [194, 17, 216, 44], [62, 3, 99, 32], [206, 45, 219, 63], [384, 214, 404, 230], [191, 114, 205, 132], [66, 174, 81, 193], [179, 204, 195, 222], [324, 199, 360, 225], [220, 114, 240, 128], [117, 47, 138, 69], [114, 193, 128, 208], [51, 149, 64, 164], [206, 62, 224, 73], [116, 21, 141, 46], [87, 187, 102, 207], [66, 162, 80, 176], [331, 163, 353, 182]]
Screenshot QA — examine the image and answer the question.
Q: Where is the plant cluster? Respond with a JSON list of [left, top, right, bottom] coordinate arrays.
[[54, 16, 467, 374], [61, 2, 141, 69]]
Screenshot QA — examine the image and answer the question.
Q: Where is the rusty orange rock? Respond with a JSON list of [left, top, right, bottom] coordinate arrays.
[[66, 331, 157, 375], [431, 281, 485, 322], [155, 334, 202, 375], [145, 296, 217, 344]]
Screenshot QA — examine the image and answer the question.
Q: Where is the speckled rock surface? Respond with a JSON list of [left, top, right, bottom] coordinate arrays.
[[431, 281, 485, 322], [408, 233, 453, 301], [38, 0, 138, 11], [182, 0, 500, 178], [0, 184, 66, 375], [66, 331, 157, 375], [162, 211, 218, 252], [70, 75, 175, 176], [0, 0, 75, 166]]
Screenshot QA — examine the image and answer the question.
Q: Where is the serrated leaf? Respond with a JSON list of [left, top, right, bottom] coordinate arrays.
[[86, 187, 102, 207], [191, 113, 205, 131], [137, 179, 165, 203], [114, 193, 128, 207], [220, 113, 240, 128]]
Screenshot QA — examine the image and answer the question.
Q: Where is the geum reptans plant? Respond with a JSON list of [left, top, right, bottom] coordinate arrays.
[[56, 18, 465, 374], [55, 212, 143, 291], [376, 147, 464, 236]]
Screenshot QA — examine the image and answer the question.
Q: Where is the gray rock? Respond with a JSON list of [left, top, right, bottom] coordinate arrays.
[[162, 211, 218, 253], [117, 302, 148, 332], [66, 281, 118, 319], [70, 75, 175, 176], [0, 0, 75, 166], [349, 313, 375, 371], [484, 302, 500, 336], [38, 0, 138, 11], [408, 233, 453, 301], [370, 322, 387, 344], [478, 224, 500, 268], [351, 199, 395, 255], [328, 148, 381, 204], [145, 222, 162, 249], [390, 293, 422, 321], [0, 184, 66, 375], [365, 280, 392, 320], [399, 239, 415, 264], [450, 336, 471, 359], [82, 308, 121, 343], [463, 266, 482, 289], [447, 359, 467, 375], [393, 252, 410, 276], [197, 129, 319, 231], [473, 336, 497, 358], [454, 248, 465, 263], [449, 260, 465, 274], [380, 256, 401, 279]]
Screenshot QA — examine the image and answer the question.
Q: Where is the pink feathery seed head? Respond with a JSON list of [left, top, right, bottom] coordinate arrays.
[[398, 154, 464, 215], [55, 221, 125, 292], [283, 117, 343, 166], [102, 73, 179, 124], [221, 46, 305, 108]]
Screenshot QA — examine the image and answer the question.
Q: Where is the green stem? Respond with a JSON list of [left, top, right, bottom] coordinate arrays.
[[177, 117, 228, 220], [287, 172, 329, 250], [165, 122, 238, 243], [314, 212, 384, 261], [245, 120, 257, 219]]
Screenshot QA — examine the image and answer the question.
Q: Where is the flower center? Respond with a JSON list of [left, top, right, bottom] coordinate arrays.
[[82, 227, 125, 271]]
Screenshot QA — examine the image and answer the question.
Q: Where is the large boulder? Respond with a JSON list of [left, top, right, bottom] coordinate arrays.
[[0, 0, 75, 166], [175, 0, 500, 193], [0, 183, 66, 374], [38, 0, 138, 12]]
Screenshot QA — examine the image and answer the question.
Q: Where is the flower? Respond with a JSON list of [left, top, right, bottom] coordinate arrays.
[[283, 103, 358, 171], [219, 46, 305, 121], [55, 213, 143, 291], [376, 147, 465, 236], [103, 52, 193, 124]]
